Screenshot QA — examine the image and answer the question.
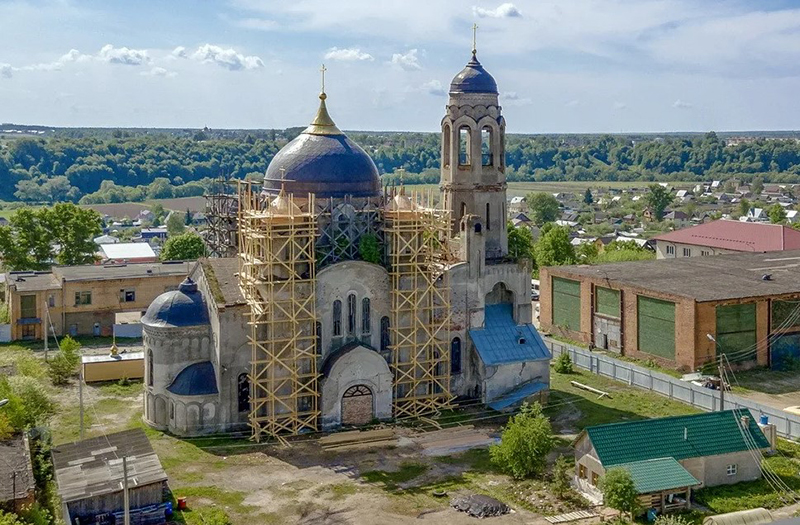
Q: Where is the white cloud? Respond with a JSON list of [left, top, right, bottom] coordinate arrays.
[[141, 66, 176, 78], [391, 49, 422, 70], [473, 3, 522, 18], [565, 99, 580, 107], [422, 79, 446, 96], [323, 47, 374, 62], [613, 101, 628, 110], [59, 49, 88, 64], [191, 44, 264, 70], [673, 99, 693, 109], [0, 64, 12, 79], [97, 44, 149, 66], [502, 91, 531, 105], [236, 17, 278, 31], [170, 46, 188, 59]]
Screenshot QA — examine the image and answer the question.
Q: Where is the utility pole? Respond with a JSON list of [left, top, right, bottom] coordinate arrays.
[[123, 456, 130, 525], [11, 471, 16, 513], [79, 366, 84, 440], [43, 308, 48, 362], [718, 354, 725, 411]]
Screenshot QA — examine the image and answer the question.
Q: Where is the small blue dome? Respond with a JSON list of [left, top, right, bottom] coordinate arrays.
[[167, 361, 218, 396], [142, 277, 209, 328], [450, 52, 498, 94]]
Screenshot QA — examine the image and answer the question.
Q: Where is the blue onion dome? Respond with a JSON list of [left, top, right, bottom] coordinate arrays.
[[263, 92, 381, 199], [142, 277, 209, 328], [449, 51, 498, 94]]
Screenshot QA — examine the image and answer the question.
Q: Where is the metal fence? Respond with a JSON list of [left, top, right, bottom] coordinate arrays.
[[545, 338, 800, 441]]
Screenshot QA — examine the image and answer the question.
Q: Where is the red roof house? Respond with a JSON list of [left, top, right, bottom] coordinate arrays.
[[652, 219, 800, 258]]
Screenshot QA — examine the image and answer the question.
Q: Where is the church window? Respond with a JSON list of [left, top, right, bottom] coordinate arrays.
[[459, 126, 471, 166], [238, 373, 250, 413], [481, 127, 493, 166], [347, 294, 357, 334], [333, 300, 342, 337], [362, 298, 371, 334], [486, 203, 491, 231], [315, 322, 322, 352], [170, 401, 174, 420], [451, 337, 462, 374], [380, 316, 390, 352], [147, 349, 153, 387], [443, 124, 451, 167]]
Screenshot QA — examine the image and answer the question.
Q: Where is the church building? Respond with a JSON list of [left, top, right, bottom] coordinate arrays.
[[141, 47, 551, 439]]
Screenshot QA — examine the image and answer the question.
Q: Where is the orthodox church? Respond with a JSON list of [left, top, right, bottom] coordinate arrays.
[[141, 46, 551, 439]]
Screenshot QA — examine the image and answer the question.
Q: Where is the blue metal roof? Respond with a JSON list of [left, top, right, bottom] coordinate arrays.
[[469, 304, 551, 366], [450, 52, 499, 94], [142, 278, 210, 328], [167, 361, 218, 396], [488, 381, 548, 411]]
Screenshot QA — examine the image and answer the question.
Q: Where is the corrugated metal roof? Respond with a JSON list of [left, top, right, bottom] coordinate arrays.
[[585, 409, 770, 467], [487, 381, 548, 411], [616, 457, 699, 494], [652, 219, 800, 252], [52, 428, 167, 503], [469, 304, 551, 366], [0, 434, 35, 502], [99, 243, 156, 260]]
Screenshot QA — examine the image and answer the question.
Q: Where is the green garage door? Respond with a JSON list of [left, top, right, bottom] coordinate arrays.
[[716, 303, 756, 364], [637, 296, 675, 359], [595, 287, 621, 318], [552, 277, 581, 331]]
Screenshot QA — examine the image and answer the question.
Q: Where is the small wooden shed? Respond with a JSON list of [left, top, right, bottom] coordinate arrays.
[[81, 351, 144, 383], [51, 428, 168, 524]]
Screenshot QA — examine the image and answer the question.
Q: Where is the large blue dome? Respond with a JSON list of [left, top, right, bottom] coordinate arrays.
[[449, 52, 498, 94], [264, 93, 381, 199], [142, 277, 209, 328]]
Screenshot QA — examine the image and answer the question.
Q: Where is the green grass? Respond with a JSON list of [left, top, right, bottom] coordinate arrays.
[[313, 482, 359, 501], [732, 367, 800, 395], [95, 379, 144, 397], [361, 462, 430, 491], [0, 345, 47, 378], [434, 447, 494, 472], [547, 368, 699, 429]]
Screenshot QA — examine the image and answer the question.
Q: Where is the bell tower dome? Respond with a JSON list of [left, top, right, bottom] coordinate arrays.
[[441, 32, 507, 260]]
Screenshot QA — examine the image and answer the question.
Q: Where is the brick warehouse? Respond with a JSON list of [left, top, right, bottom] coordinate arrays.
[[539, 250, 800, 371]]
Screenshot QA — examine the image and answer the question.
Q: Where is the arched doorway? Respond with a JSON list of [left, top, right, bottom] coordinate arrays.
[[341, 384, 373, 426]]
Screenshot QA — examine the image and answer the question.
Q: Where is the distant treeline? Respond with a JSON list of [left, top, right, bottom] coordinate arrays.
[[3, 130, 800, 204]]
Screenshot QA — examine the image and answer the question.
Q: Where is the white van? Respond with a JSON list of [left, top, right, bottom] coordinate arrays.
[[531, 279, 540, 301]]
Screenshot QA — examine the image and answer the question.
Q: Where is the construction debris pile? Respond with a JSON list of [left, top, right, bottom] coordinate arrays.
[[451, 494, 510, 518]]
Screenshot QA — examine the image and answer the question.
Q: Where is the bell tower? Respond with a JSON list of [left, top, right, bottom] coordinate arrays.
[[441, 28, 507, 260]]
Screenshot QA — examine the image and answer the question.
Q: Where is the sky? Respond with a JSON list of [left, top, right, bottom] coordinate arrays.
[[2, 0, 800, 133]]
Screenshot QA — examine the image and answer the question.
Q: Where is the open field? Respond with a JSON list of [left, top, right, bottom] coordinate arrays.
[[397, 180, 698, 199]]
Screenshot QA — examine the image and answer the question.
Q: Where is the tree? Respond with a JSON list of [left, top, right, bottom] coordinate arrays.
[[0, 375, 55, 433], [526, 192, 560, 226], [490, 402, 554, 479], [583, 188, 593, 205], [752, 176, 764, 195], [534, 225, 575, 272], [166, 212, 186, 237], [161, 232, 206, 261], [551, 455, 572, 499], [769, 204, 788, 224], [358, 234, 381, 264], [185, 208, 193, 226], [48, 336, 81, 386], [738, 198, 751, 218], [601, 468, 640, 520], [44, 203, 102, 266], [645, 184, 673, 221], [507, 223, 535, 263], [553, 352, 573, 374]]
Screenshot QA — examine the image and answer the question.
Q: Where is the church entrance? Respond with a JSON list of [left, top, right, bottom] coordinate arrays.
[[341, 384, 373, 426]]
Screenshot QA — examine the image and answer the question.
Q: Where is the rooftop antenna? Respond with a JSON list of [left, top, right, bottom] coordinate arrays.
[[472, 23, 478, 55]]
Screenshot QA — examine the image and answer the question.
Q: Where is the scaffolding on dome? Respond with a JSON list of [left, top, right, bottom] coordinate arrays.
[[237, 181, 319, 442], [384, 186, 453, 419], [204, 175, 239, 258], [314, 195, 383, 269]]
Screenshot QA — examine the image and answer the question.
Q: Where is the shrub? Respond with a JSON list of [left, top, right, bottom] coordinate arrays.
[[0, 302, 9, 324], [6, 376, 55, 428], [654, 515, 691, 525], [0, 510, 25, 525], [48, 336, 81, 385], [554, 352, 573, 374], [358, 234, 382, 264], [601, 468, 640, 519], [490, 402, 554, 479]]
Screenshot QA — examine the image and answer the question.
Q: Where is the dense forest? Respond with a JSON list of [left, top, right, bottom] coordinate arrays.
[[3, 128, 800, 204]]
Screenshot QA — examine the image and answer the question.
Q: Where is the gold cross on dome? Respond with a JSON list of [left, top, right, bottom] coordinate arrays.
[[320, 63, 327, 93], [472, 23, 478, 54]]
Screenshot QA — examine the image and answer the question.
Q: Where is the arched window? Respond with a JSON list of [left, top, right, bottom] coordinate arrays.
[[170, 401, 174, 420], [443, 124, 451, 167], [481, 127, 493, 166], [459, 126, 471, 166], [362, 298, 371, 334], [315, 322, 322, 352], [451, 337, 462, 374], [147, 349, 153, 387], [238, 373, 250, 412], [486, 203, 491, 231], [347, 294, 357, 334], [380, 316, 391, 352], [333, 300, 342, 337]]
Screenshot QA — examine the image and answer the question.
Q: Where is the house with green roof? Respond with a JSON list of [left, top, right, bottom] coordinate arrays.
[[573, 410, 771, 513]]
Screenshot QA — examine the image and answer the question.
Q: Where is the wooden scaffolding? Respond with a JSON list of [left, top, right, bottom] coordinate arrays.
[[237, 181, 319, 442], [204, 176, 239, 258], [384, 187, 452, 419]]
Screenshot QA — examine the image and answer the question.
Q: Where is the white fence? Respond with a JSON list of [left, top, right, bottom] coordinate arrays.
[[544, 338, 800, 441], [113, 323, 142, 339], [0, 324, 10, 343]]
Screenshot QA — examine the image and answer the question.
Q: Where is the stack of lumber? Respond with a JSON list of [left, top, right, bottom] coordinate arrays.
[[412, 425, 498, 456], [319, 428, 398, 451]]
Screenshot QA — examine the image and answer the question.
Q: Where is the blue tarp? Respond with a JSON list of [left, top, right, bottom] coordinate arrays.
[[469, 304, 551, 366]]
